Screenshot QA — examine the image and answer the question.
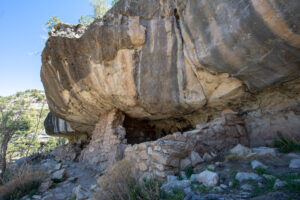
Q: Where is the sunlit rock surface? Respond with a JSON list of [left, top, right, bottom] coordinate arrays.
[[41, 0, 300, 145]]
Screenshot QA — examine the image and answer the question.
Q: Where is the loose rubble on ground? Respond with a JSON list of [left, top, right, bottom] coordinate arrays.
[[18, 143, 300, 200]]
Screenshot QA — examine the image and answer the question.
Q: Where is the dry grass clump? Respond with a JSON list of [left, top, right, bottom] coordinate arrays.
[[95, 160, 185, 200], [95, 159, 161, 200], [225, 153, 240, 162], [0, 166, 47, 200]]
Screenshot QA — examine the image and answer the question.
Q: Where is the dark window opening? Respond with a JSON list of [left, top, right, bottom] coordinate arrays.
[[123, 115, 194, 145], [123, 116, 159, 145]]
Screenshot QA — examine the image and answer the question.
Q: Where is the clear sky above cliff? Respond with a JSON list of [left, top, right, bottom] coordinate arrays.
[[0, 0, 112, 96]]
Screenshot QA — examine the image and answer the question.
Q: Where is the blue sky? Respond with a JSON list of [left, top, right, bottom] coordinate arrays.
[[0, 0, 112, 96]]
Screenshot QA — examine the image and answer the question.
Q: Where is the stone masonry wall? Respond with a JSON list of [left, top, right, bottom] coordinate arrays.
[[79, 110, 127, 172], [124, 112, 249, 179]]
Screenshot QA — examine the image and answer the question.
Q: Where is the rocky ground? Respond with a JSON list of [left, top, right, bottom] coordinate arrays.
[[161, 145, 300, 200], [19, 154, 98, 200], [17, 144, 300, 200]]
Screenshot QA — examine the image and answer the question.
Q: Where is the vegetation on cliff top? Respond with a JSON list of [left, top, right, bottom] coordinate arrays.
[[46, 0, 118, 31]]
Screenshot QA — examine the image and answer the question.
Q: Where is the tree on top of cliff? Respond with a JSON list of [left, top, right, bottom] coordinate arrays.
[[89, 0, 109, 18], [45, 16, 62, 32]]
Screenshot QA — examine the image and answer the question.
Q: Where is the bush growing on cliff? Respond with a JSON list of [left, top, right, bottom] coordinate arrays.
[[89, 0, 109, 18], [45, 16, 62, 31], [112, 0, 120, 5], [78, 15, 94, 25]]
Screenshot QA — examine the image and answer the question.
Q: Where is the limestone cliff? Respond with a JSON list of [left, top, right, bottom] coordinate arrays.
[[42, 0, 300, 145]]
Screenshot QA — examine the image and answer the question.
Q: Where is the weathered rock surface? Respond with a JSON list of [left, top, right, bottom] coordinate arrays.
[[53, 142, 82, 161], [289, 158, 300, 169], [72, 185, 90, 200], [273, 179, 287, 189], [44, 112, 89, 141], [229, 144, 252, 158], [193, 170, 219, 187], [161, 180, 191, 193], [52, 168, 67, 180], [235, 172, 262, 182], [41, 0, 300, 145], [251, 160, 267, 169]]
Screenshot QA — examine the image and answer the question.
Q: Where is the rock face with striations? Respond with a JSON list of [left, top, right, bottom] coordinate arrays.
[[42, 0, 300, 146]]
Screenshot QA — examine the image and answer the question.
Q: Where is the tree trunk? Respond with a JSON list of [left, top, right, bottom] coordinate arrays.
[[0, 134, 10, 179]]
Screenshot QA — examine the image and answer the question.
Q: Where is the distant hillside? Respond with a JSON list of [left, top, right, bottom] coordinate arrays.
[[0, 90, 63, 160], [2, 89, 48, 109]]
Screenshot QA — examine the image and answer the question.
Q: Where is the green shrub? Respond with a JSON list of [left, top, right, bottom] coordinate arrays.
[[255, 167, 271, 175], [46, 16, 62, 31], [273, 132, 300, 153], [278, 172, 300, 194], [78, 15, 94, 25], [230, 169, 239, 189], [184, 167, 194, 179]]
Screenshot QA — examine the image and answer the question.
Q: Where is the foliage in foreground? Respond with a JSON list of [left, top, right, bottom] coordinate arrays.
[[95, 160, 184, 200], [1, 90, 58, 161], [0, 90, 62, 179], [0, 167, 47, 200], [250, 172, 300, 197]]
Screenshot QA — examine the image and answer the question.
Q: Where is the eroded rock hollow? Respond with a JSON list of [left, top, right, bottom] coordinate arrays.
[[42, 0, 300, 173]]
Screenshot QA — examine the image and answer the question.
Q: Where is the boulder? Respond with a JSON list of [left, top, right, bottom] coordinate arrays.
[[53, 143, 82, 161], [72, 185, 90, 200], [251, 160, 267, 169], [229, 144, 252, 158], [207, 164, 216, 171], [190, 151, 203, 166], [41, 194, 54, 200], [38, 179, 53, 193], [52, 168, 67, 180], [235, 172, 262, 182], [161, 180, 191, 193], [180, 171, 188, 180], [273, 179, 287, 190], [220, 184, 228, 190], [286, 153, 300, 159], [289, 158, 300, 169], [167, 175, 178, 183], [251, 147, 277, 157], [263, 174, 276, 180], [32, 195, 42, 200], [241, 184, 253, 191], [180, 158, 192, 170], [194, 170, 219, 187], [203, 153, 213, 162], [54, 163, 62, 170]]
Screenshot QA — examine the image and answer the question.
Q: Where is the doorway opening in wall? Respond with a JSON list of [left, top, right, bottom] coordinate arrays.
[[123, 116, 160, 145], [123, 115, 193, 145]]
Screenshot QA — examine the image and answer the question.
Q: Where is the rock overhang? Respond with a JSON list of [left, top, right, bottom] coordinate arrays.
[[41, 0, 300, 142]]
